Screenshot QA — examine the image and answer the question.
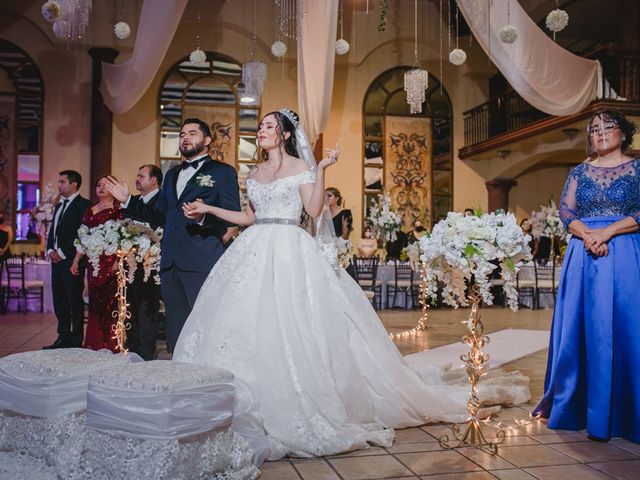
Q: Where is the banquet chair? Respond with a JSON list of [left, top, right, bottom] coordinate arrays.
[[387, 260, 416, 309], [533, 259, 557, 310], [2, 254, 44, 314], [516, 268, 536, 309], [353, 256, 382, 309]]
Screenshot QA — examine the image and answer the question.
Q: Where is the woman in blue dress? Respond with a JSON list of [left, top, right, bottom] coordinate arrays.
[[534, 110, 640, 442]]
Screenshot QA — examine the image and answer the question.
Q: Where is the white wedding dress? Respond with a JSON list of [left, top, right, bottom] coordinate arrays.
[[173, 170, 529, 462]]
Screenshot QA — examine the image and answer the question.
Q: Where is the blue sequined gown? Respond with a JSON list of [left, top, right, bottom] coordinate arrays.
[[534, 159, 640, 442]]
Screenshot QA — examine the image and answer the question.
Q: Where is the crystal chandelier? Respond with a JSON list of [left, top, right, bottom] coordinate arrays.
[[241, 0, 266, 104], [404, 0, 428, 114], [52, 0, 93, 41]]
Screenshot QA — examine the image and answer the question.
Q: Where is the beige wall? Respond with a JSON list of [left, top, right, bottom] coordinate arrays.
[[509, 166, 573, 221]]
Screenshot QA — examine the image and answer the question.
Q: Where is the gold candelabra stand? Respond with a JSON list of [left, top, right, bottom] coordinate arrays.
[[111, 248, 134, 353], [438, 283, 505, 455], [417, 261, 429, 330]]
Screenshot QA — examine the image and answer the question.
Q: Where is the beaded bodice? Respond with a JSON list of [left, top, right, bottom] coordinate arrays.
[[559, 159, 640, 226], [246, 170, 315, 221]]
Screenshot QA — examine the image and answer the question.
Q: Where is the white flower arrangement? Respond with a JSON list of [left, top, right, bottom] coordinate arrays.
[[546, 9, 569, 33], [30, 183, 58, 237], [42, 1, 61, 23], [448, 48, 467, 66], [271, 40, 287, 58], [114, 21, 131, 40], [75, 219, 163, 284], [401, 241, 421, 270], [195, 174, 215, 188], [419, 211, 532, 311], [368, 193, 402, 243], [499, 25, 518, 44], [335, 39, 350, 55], [531, 199, 567, 241], [336, 237, 352, 269], [189, 48, 207, 65]]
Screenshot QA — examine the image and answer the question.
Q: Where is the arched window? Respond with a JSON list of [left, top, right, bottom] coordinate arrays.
[[0, 39, 44, 241], [362, 67, 452, 230], [158, 52, 259, 189]]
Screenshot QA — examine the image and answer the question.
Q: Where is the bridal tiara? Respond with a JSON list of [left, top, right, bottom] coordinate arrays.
[[279, 108, 299, 128]]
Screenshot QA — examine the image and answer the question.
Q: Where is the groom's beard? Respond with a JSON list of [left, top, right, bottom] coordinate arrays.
[[180, 140, 206, 159]]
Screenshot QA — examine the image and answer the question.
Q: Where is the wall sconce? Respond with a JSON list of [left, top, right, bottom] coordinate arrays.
[[496, 149, 511, 160], [562, 128, 581, 141]]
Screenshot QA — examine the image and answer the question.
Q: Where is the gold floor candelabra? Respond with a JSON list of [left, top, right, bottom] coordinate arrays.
[[438, 283, 505, 455], [111, 248, 133, 353]]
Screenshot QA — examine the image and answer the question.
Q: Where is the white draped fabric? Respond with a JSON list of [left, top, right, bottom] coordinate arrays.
[[100, 0, 188, 115], [296, 0, 339, 144], [457, 0, 601, 116]]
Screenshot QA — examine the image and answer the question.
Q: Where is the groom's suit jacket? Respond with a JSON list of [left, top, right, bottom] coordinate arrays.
[[125, 156, 240, 273]]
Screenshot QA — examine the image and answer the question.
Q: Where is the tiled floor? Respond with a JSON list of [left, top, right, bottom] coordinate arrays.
[[1, 307, 637, 479]]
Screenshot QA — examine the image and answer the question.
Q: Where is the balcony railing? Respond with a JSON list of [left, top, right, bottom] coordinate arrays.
[[462, 49, 640, 149]]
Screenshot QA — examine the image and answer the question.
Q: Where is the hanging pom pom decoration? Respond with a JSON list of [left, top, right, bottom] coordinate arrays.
[[114, 21, 131, 40], [546, 8, 569, 40], [335, 39, 350, 55], [499, 25, 517, 44], [189, 48, 207, 65], [448, 48, 467, 66], [271, 40, 287, 57]]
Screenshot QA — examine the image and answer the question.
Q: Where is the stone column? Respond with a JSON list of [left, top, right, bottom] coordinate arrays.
[[485, 178, 517, 212], [88, 48, 118, 201]]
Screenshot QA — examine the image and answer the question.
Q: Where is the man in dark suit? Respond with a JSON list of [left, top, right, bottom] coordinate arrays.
[[120, 164, 164, 360], [44, 170, 91, 349], [106, 118, 240, 350]]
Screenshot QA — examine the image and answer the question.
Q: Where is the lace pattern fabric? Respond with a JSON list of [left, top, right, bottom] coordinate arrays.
[[247, 170, 315, 221], [559, 159, 640, 226]]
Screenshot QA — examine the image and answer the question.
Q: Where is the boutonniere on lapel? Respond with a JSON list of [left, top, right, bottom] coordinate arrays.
[[195, 174, 215, 188]]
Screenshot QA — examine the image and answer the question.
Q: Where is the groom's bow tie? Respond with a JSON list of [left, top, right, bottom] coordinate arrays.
[[180, 158, 204, 170]]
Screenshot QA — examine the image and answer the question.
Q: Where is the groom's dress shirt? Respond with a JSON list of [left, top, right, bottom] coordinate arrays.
[[47, 191, 81, 260], [175, 154, 208, 198]]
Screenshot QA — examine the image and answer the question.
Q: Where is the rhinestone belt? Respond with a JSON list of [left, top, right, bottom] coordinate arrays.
[[254, 218, 299, 226]]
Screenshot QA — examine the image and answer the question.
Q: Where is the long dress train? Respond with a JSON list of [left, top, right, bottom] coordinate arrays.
[[173, 170, 529, 461]]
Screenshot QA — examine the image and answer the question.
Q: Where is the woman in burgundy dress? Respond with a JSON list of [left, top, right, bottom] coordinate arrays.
[[71, 176, 123, 352]]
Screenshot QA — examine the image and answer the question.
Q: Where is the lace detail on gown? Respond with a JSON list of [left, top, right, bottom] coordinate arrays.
[[173, 169, 530, 460], [559, 159, 640, 226]]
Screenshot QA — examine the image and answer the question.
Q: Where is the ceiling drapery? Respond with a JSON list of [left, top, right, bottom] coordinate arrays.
[[100, 0, 188, 115], [457, 0, 601, 116]]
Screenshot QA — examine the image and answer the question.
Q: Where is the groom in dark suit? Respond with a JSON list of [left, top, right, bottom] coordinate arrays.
[[44, 170, 91, 349], [106, 118, 240, 349]]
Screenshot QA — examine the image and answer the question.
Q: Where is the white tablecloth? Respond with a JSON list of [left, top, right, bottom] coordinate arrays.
[[376, 263, 416, 309]]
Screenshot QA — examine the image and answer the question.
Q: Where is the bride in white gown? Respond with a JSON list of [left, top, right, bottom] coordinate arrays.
[[174, 109, 529, 463]]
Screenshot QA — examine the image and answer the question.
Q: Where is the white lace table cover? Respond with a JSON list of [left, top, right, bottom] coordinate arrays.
[[0, 349, 136, 417], [86, 360, 236, 440]]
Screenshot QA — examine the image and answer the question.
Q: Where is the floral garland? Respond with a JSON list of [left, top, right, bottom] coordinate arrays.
[[367, 193, 402, 242], [75, 219, 163, 284], [531, 199, 566, 241], [419, 211, 532, 311]]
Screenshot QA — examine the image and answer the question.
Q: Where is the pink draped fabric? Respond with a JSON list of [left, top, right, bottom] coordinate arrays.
[[458, 0, 601, 116], [100, 0, 188, 115], [296, 0, 339, 144]]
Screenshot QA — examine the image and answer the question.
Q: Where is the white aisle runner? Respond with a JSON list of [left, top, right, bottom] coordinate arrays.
[[404, 329, 550, 370]]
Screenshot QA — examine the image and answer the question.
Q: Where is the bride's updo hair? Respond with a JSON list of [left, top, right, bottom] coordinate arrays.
[[259, 110, 300, 162]]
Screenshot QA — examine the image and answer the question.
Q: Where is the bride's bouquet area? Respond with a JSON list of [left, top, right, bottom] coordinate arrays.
[[75, 219, 163, 284], [419, 211, 532, 311], [336, 237, 352, 269], [531, 199, 566, 241], [368, 193, 402, 242]]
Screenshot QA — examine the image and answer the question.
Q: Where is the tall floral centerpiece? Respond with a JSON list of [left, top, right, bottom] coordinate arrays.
[[419, 211, 532, 454], [30, 183, 58, 245], [75, 219, 163, 352], [531, 199, 566, 261], [368, 193, 402, 253]]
